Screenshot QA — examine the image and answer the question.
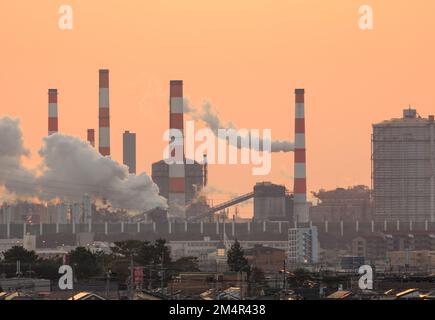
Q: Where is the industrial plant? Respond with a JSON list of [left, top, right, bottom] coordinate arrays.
[[2, 70, 435, 301]]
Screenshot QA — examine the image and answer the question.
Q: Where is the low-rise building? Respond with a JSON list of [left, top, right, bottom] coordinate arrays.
[[351, 234, 389, 262], [388, 250, 435, 272], [244, 245, 286, 273], [171, 272, 247, 298]]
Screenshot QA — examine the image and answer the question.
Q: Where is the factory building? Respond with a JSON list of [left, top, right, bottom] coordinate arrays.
[[152, 159, 204, 206], [57, 203, 68, 224], [83, 195, 93, 225], [123, 131, 136, 174], [47, 204, 57, 224], [71, 203, 81, 224], [310, 185, 373, 222], [287, 226, 319, 266], [0, 204, 12, 225], [0, 202, 46, 224], [372, 108, 435, 222], [253, 182, 293, 221]]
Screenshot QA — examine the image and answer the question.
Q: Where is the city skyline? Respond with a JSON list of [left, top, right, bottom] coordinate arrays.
[[2, 1, 435, 214], [2, 0, 435, 304]]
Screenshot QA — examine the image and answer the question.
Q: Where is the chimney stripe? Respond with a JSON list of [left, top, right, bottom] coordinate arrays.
[[98, 69, 110, 156], [48, 89, 58, 135], [87, 129, 95, 147], [170, 97, 184, 114], [293, 88, 308, 223], [168, 80, 186, 218]]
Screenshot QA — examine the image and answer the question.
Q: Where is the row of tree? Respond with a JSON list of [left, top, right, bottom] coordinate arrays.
[[0, 239, 199, 285], [1, 239, 267, 294]]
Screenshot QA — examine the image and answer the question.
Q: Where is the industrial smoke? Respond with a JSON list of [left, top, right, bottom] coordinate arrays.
[[0, 117, 167, 212], [184, 100, 294, 152]]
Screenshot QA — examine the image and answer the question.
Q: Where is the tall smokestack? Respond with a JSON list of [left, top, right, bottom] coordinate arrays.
[[99, 69, 110, 156], [293, 88, 308, 223], [123, 130, 136, 174], [48, 89, 58, 135], [87, 129, 95, 147], [168, 80, 186, 219]]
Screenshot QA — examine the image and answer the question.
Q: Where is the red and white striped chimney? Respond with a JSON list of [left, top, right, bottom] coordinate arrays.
[[87, 129, 95, 147], [48, 89, 58, 135], [99, 69, 110, 156], [293, 88, 309, 223], [168, 80, 186, 219]]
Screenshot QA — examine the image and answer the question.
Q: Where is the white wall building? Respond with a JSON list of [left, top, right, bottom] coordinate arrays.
[[287, 226, 318, 266]]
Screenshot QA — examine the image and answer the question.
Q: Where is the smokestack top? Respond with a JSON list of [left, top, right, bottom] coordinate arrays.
[[170, 80, 183, 97], [295, 88, 305, 103], [87, 129, 95, 147], [99, 69, 109, 88], [48, 89, 58, 103]]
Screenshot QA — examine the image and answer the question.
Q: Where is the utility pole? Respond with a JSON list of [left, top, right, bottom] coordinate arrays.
[[129, 255, 134, 300], [160, 247, 165, 294], [283, 260, 288, 293], [105, 269, 112, 299], [16, 260, 21, 278], [148, 265, 153, 291]]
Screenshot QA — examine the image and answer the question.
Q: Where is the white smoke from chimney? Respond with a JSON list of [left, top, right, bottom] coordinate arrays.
[[0, 117, 167, 212], [0, 117, 37, 197], [184, 100, 294, 152]]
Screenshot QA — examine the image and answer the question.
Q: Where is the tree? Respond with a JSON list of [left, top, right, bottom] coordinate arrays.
[[153, 239, 171, 267], [3, 246, 38, 264], [33, 257, 63, 280], [112, 240, 144, 259], [111, 240, 157, 266], [68, 247, 99, 280], [249, 267, 267, 296], [227, 240, 249, 272], [171, 257, 200, 273], [109, 239, 173, 287], [250, 267, 266, 284]]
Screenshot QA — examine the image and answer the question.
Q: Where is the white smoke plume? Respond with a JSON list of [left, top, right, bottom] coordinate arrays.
[[0, 117, 167, 212], [0, 117, 37, 197], [184, 100, 294, 152]]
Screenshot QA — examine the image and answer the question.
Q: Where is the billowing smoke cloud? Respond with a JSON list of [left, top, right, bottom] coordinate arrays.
[[37, 134, 167, 211], [0, 117, 167, 212], [184, 100, 294, 152], [0, 117, 37, 197]]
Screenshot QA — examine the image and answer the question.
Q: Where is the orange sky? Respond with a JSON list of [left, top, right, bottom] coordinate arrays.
[[1, 1, 435, 216]]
